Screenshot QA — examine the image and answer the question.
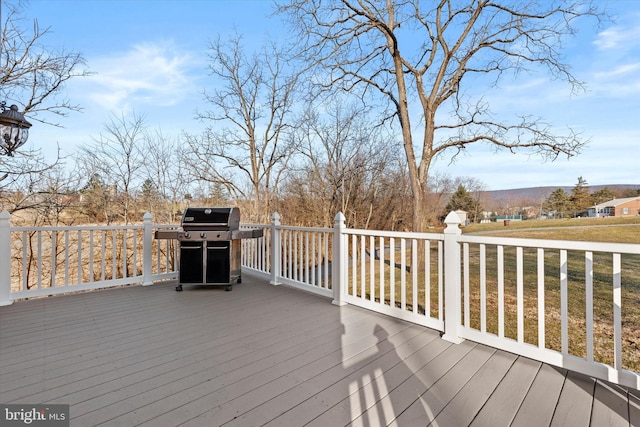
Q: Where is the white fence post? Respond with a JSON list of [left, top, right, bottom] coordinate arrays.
[[142, 212, 153, 286], [442, 211, 463, 343], [270, 212, 281, 286], [332, 212, 346, 306], [0, 210, 13, 306]]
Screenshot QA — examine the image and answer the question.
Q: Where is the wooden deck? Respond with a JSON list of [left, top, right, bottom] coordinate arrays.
[[1, 274, 638, 427]]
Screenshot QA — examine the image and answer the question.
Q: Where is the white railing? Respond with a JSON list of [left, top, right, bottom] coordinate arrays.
[[340, 226, 445, 331], [1, 209, 639, 389], [240, 222, 271, 276], [331, 211, 640, 390], [241, 213, 334, 298], [0, 211, 178, 303], [457, 232, 640, 390]]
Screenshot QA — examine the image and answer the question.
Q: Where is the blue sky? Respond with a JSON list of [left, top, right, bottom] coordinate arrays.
[[15, 0, 640, 191]]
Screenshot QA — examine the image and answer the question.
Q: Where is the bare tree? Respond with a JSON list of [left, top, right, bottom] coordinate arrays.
[[0, 151, 77, 216], [1, 1, 89, 199], [278, 0, 601, 230], [1, 1, 90, 126], [183, 33, 300, 222], [285, 100, 401, 228], [77, 112, 147, 224], [141, 129, 189, 223], [20, 163, 81, 226]]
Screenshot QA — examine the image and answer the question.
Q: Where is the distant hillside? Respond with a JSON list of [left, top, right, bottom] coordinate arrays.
[[483, 184, 640, 204]]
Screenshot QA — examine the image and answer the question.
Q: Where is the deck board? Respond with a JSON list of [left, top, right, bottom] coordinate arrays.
[[0, 273, 637, 426], [388, 342, 479, 423], [255, 328, 446, 427], [591, 381, 630, 427], [550, 369, 596, 426], [630, 387, 640, 426], [467, 356, 539, 426], [511, 362, 568, 426]]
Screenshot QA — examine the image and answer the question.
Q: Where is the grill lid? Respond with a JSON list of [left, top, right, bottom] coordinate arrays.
[[181, 207, 240, 230]]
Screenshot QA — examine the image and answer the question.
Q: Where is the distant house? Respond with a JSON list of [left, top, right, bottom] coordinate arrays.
[[587, 196, 640, 218]]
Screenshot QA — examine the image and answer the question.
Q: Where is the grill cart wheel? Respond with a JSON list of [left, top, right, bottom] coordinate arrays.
[[226, 285, 232, 291], [176, 285, 183, 292]]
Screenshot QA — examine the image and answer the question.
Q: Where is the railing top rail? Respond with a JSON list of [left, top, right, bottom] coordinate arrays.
[[277, 225, 333, 233], [345, 227, 445, 240], [11, 224, 146, 232], [461, 234, 640, 254], [8, 223, 183, 233]]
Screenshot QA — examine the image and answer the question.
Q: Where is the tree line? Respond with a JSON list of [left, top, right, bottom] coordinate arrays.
[[2, 1, 614, 229], [443, 177, 639, 223], [543, 177, 639, 218], [0, 106, 479, 229]]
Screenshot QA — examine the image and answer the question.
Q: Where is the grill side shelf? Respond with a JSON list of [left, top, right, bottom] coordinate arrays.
[[155, 230, 180, 240], [232, 228, 264, 239]]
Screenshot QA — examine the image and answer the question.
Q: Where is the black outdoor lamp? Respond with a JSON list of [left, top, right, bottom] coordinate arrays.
[[0, 101, 32, 156]]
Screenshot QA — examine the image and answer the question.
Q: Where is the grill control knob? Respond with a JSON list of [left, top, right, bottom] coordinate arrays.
[[184, 232, 191, 239], [200, 232, 207, 239]]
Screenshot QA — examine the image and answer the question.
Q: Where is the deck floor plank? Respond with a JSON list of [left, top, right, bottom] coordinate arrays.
[[387, 343, 494, 426], [56, 292, 346, 416], [301, 339, 477, 427], [511, 362, 568, 427], [3, 284, 328, 402], [630, 387, 640, 426], [73, 289, 371, 425], [0, 273, 636, 427], [171, 321, 427, 426], [344, 341, 484, 426], [131, 311, 412, 426], [247, 328, 447, 427], [590, 381, 630, 427], [550, 369, 596, 426], [466, 356, 539, 426]]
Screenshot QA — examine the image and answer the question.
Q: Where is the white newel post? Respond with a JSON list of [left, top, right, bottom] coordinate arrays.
[[0, 210, 13, 306], [332, 212, 346, 306], [142, 212, 153, 286], [442, 211, 463, 343], [270, 212, 281, 286]]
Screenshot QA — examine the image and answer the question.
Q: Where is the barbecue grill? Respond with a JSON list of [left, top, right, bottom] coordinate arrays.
[[155, 207, 263, 291]]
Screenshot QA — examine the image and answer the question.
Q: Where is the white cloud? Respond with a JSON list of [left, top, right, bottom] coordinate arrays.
[[589, 62, 640, 97], [594, 28, 624, 50], [84, 41, 202, 111], [594, 63, 640, 78], [589, 15, 640, 99], [593, 23, 640, 51]]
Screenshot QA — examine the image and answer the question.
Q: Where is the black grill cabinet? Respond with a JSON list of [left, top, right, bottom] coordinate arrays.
[[155, 207, 263, 291]]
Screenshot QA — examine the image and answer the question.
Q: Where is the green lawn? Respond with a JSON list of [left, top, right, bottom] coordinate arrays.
[[464, 216, 640, 244]]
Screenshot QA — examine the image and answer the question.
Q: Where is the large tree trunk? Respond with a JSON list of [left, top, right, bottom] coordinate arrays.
[[389, 18, 429, 232], [411, 187, 426, 231]]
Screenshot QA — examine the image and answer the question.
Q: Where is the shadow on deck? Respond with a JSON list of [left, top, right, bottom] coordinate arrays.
[[1, 273, 638, 426]]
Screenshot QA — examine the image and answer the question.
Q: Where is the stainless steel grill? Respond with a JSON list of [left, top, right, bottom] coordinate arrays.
[[155, 207, 263, 291]]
